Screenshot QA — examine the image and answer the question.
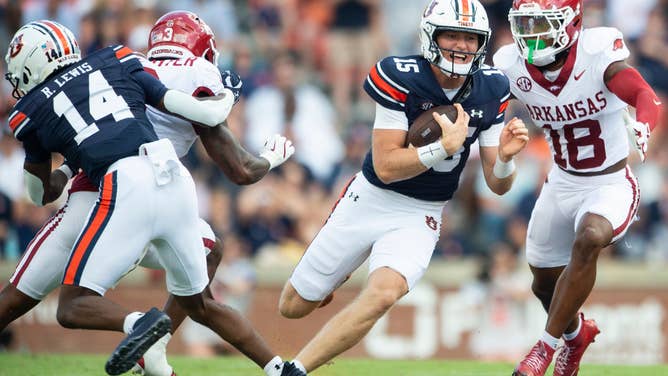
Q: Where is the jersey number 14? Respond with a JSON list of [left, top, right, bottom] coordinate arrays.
[[53, 70, 133, 144]]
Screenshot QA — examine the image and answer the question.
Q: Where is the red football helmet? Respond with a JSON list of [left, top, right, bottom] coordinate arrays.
[[509, 0, 583, 66], [147, 11, 219, 65]]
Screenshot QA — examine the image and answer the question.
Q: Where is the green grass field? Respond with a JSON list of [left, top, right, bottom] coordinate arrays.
[[1, 354, 667, 376]]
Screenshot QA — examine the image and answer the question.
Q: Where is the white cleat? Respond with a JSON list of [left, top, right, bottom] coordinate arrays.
[[131, 333, 175, 376]]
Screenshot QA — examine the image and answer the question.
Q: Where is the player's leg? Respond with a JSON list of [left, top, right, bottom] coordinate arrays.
[[545, 168, 639, 339], [295, 267, 407, 372], [159, 222, 223, 333], [0, 284, 39, 331], [515, 177, 579, 376], [280, 175, 375, 319], [293, 214, 439, 373], [133, 236, 221, 376], [0, 191, 98, 332], [148, 164, 289, 376]]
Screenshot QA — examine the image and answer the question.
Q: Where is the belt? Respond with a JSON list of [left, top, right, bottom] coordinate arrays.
[[558, 158, 627, 177]]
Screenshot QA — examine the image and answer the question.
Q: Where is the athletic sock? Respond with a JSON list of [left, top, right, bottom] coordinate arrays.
[[563, 316, 582, 341], [541, 331, 560, 350], [263, 356, 283, 376], [123, 312, 144, 335]]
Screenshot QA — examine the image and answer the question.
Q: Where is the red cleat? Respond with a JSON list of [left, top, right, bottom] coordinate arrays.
[[553, 313, 600, 376], [513, 340, 556, 376]]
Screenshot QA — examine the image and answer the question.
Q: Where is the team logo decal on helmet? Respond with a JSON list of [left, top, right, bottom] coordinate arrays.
[[8, 35, 24, 58], [509, 0, 583, 66], [4, 20, 81, 98], [419, 0, 491, 77], [147, 11, 219, 65]]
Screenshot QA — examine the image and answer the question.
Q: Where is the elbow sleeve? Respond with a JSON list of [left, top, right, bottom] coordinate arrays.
[[163, 88, 234, 127]]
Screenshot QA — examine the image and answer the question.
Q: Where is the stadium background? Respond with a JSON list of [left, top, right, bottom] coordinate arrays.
[[0, 0, 667, 366]]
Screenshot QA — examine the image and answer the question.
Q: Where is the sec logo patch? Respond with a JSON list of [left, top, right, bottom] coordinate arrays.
[[517, 76, 532, 92]]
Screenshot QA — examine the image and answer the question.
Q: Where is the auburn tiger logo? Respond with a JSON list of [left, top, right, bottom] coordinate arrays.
[[8, 34, 24, 58]]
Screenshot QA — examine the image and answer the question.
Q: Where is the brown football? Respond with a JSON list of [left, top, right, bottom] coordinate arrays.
[[406, 105, 458, 147]]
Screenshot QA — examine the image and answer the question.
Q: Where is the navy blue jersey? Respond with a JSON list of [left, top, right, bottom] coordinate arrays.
[[8, 45, 168, 185], [363, 55, 510, 201]]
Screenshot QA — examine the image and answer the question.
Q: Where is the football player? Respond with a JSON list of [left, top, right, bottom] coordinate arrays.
[[277, 0, 529, 373], [2, 19, 301, 376], [492, 1, 663, 375]]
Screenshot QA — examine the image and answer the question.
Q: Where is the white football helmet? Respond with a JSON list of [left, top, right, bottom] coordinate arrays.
[[420, 0, 490, 77], [4, 20, 81, 98], [508, 0, 583, 67]]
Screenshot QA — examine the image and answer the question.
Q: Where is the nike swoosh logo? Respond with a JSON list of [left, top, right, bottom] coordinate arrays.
[[654, 99, 662, 105], [574, 70, 585, 80]]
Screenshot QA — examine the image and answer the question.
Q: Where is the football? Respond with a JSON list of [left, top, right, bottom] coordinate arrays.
[[406, 105, 458, 147]]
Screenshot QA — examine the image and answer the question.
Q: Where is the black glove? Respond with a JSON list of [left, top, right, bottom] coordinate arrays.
[[221, 70, 243, 104]]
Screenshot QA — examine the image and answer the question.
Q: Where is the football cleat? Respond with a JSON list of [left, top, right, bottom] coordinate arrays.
[[280, 361, 307, 376], [553, 313, 600, 376], [513, 340, 556, 376], [105, 308, 172, 375], [131, 333, 175, 376]]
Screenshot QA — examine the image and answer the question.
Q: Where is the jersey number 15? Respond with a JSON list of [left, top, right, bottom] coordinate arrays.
[[54, 70, 133, 145]]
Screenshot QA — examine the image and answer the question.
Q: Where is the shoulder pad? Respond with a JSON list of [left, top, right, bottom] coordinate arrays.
[[364, 56, 411, 111], [492, 44, 521, 71], [580, 27, 626, 55]]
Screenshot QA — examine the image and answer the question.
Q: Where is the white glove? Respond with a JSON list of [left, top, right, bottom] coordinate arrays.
[[623, 108, 650, 162], [259, 134, 295, 170]]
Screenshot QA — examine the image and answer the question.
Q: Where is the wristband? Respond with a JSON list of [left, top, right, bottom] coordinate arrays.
[[57, 164, 74, 180], [417, 141, 448, 168], [493, 154, 516, 179]]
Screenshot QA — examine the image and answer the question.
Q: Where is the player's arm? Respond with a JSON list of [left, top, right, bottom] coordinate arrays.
[[131, 69, 235, 128], [196, 123, 294, 185], [479, 117, 529, 195], [23, 160, 71, 206], [372, 104, 468, 184], [605, 61, 662, 132]]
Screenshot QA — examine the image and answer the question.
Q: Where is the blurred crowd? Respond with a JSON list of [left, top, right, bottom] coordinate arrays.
[[0, 0, 667, 305]]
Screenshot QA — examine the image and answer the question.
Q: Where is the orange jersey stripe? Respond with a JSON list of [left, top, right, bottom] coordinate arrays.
[[498, 100, 509, 114], [42, 21, 71, 55], [9, 112, 26, 132], [370, 65, 407, 103], [63, 174, 114, 285], [115, 46, 133, 60]]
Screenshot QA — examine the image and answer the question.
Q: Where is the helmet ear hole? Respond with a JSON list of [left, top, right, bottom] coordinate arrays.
[[22, 72, 29, 85]]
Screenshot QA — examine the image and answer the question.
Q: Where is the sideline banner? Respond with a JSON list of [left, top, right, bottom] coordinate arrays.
[[8, 283, 668, 364]]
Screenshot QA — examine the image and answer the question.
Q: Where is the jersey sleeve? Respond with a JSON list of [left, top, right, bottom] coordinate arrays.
[[22, 132, 51, 163], [132, 70, 168, 107], [192, 60, 225, 97], [364, 57, 409, 111], [582, 28, 631, 79], [7, 108, 32, 140], [113, 45, 145, 74], [373, 103, 409, 131], [480, 66, 511, 130]]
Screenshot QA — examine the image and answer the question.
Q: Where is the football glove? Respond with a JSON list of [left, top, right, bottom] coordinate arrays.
[[221, 70, 242, 104], [259, 134, 295, 170], [623, 108, 650, 162]]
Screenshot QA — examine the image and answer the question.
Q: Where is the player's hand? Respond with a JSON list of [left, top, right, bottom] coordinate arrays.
[[221, 70, 243, 104], [499, 117, 529, 161], [433, 103, 469, 155], [259, 134, 295, 170], [623, 108, 649, 162]]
